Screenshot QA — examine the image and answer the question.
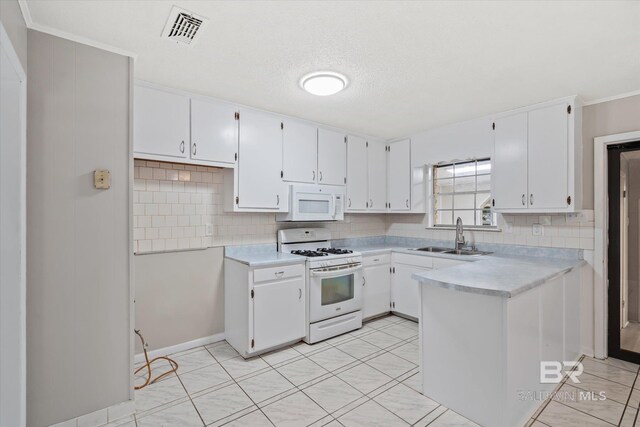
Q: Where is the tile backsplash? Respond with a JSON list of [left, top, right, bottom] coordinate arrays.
[[134, 160, 595, 254], [133, 160, 387, 253]]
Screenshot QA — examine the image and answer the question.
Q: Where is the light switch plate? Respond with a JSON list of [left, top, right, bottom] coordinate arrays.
[[532, 224, 544, 236], [94, 169, 110, 189]]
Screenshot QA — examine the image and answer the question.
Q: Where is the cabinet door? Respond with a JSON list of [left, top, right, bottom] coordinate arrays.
[[283, 120, 317, 183], [391, 264, 429, 319], [134, 85, 189, 159], [387, 139, 411, 211], [528, 103, 569, 210], [318, 128, 346, 186], [253, 277, 305, 352], [493, 113, 528, 210], [367, 140, 387, 211], [346, 135, 368, 211], [363, 263, 391, 319], [238, 109, 283, 209], [190, 98, 238, 166]]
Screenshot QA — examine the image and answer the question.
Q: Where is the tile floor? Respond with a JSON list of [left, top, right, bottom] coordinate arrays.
[[621, 322, 640, 353], [117, 315, 640, 426]]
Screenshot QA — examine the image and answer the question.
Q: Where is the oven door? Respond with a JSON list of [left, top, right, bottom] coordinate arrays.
[[309, 263, 363, 323]]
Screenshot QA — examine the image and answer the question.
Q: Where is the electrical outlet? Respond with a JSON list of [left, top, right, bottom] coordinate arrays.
[[532, 224, 544, 236], [504, 222, 514, 234], [566, 212, 581, 224], [205, 223, 213, 236]]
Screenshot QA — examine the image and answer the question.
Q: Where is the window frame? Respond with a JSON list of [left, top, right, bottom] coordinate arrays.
[[431, 158, 497, 229]]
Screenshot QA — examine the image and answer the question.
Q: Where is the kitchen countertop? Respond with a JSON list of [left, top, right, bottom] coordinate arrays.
[[224, 244, 306, 267], [412, 255, 586, 298]]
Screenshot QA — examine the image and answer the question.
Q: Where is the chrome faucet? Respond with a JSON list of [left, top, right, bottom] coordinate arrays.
[[455, 217, 465, 250]]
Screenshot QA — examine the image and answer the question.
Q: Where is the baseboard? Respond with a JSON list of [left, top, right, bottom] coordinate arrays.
[[134, 332, 225, 364]]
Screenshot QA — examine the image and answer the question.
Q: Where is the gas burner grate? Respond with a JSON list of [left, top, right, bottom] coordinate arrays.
[[291, 250, 329, 257], [317, 248, 354, 255]]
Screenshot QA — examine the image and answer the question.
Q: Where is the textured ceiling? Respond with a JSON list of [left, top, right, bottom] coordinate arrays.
[[24, 1, 640, 139]]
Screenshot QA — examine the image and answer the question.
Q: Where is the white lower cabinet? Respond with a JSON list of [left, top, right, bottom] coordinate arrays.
[[225, 259, 305, 357], [390, 253, 468, 319], [362, 254, 391, 319]]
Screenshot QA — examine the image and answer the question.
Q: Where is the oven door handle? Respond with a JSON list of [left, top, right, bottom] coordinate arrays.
[[310, 264, 362, 277]]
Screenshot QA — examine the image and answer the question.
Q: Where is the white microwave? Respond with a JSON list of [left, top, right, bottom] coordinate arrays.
[[276, 185, 345, 222]]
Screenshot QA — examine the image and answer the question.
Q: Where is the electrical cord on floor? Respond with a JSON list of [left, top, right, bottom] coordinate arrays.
[[134, 329, 179, 390]]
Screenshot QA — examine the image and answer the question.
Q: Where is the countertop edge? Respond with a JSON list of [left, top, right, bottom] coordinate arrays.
[[224, 255, 306, 268], [413, 259, 587, 298]]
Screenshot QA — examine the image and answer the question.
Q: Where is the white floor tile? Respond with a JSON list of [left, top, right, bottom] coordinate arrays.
[[309, 347, 357, 371], [339, 363, 394, 395], [373, 383, 439, 424], [276, 357, 329, 386], [365, 352, 416, 379], [238, 369, 295, 403], [303, 376, 364, 413], [338, 400, 408, 427], [428, 409, 480, 427], [191, 383, 255, 425], [134, 376, 188, 413], [219, 356, 270, 379], [336, 338, 380, 359], [261, 391, 328, 427], [178, 362, 232, 395], [222, 409, 274, 427], [136, 401, 204, 427]]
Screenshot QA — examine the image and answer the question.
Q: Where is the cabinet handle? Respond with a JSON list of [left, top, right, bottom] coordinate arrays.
[[530, 194, 534, 206], [373, 258, 380, 262], [369, 199, 373, 208], [277, 195, 280, 206], [312, 170, 316, 181], [299, 288, 302, 300], [362, 277, 366, 286], [179, 140, 185, 153], [319, 171, 323, 182], [522, 194, 526, 206], [275, 271, 284, 278], [348, 198, 352, 207], [406, 199, 409, 208], [192, 143, 197, 156]]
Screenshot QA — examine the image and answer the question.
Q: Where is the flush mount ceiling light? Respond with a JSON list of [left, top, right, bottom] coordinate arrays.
[[300, 71, 348, 96]]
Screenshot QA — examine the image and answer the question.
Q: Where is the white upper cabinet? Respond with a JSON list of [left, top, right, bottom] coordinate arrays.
[[190, 98, 238, 166], [387, 139, 412, 211], [492, 112, 528, 210], [492, 96, 581, 213], [282, 120, 317, 184], [346, 135, 368, 211], [318, 128, 346, 186], [528, 103, 570, 210], [134, 85, 189, 160], [234, 109, 284, 210], [367, 140, 387, 212]]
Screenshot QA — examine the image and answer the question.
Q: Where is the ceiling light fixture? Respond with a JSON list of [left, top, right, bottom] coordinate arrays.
[[300, 71, 348, 96]]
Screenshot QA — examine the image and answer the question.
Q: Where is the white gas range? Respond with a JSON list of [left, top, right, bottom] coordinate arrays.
[[277, 228, 363, 343]]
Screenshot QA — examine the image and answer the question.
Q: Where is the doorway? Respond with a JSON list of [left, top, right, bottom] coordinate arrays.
[[608, 141, 640, 363]]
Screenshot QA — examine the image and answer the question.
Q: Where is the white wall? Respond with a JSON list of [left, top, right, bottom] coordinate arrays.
[[27, 30, 131, 427]]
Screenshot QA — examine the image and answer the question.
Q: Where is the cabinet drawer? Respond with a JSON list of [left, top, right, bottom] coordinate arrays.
[[253, 264, 305, 283], [363, 253, 391, 266], [392, 253, 433, 269]]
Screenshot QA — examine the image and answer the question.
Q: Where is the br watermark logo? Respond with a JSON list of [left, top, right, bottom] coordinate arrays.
[[518, 361, 607, 402], [540, 361, 583, 384]]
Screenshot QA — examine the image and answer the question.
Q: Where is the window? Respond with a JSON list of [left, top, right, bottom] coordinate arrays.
[[433, 158, 495, 227]]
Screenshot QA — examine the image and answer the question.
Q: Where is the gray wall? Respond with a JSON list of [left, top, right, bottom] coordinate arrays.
[[0, 0, 27, 71], [134, 248, 224, 352], [27, 30, 131, 427], [582, 95, 640, 209]]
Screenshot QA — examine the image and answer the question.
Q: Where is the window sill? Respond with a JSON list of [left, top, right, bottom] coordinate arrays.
[[426, 226, 502, 232]]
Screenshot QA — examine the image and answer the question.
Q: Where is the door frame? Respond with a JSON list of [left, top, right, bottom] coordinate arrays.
[[0, 21, 27, 427], [594, 131, 640, 359]]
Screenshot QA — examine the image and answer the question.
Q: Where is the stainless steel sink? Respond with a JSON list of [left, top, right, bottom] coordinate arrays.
[[412, 246, 451, 253], [443, 249, 492, 256]]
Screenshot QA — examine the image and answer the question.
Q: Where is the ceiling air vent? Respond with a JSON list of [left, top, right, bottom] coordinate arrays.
[[162, 6, 206, 46]]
